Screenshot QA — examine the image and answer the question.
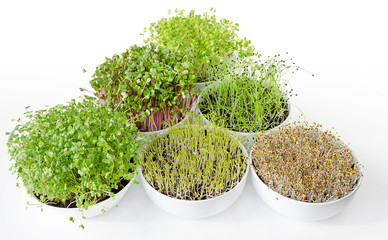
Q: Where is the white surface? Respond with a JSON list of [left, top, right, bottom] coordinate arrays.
[[0, 0, 387, 239]]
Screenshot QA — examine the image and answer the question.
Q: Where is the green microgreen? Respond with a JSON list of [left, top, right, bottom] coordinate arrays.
[[251, 122, 362, 203], [198, 55, 294, 133], [142, 8, 258, 82], [140, 116, 247, 200], [87, 43, 196, 132], [6, 98, 141, 215]]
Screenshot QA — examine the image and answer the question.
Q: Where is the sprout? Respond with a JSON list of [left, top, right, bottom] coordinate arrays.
[[89, 43, 196, 132], [251, 122, 362, 203], [142, 9, 258, 83], [140, 116, 247, 200], [6, 98, 141, 223], [199, 55, 294, 133]]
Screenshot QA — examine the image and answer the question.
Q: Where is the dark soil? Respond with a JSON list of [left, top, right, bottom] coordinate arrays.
[[34, 178, 130, 209]]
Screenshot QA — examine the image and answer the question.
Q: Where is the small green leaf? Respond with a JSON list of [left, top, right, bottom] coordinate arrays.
[[121, 92, 128, 99]]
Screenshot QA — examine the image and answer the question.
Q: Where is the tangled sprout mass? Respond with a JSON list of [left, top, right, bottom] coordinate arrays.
[[252, 122, 362, 203]]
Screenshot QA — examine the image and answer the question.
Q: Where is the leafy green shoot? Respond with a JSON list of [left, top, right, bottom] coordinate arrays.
[[88, 43, 196, 132], [142, 9, 258, 82], [7, 98, 141, 226]]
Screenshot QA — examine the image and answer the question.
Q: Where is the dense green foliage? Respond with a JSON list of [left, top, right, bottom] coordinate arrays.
[[88, 43, 196, 132], [143, 9, 257, 82], [6, 98, 141, 211], [141, 117, 247, 200]]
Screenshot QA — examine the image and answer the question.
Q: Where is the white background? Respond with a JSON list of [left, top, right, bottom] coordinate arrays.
[[1, 0, 387, 239]]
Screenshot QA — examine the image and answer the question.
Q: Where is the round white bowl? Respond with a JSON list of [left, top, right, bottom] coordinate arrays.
[[250, 147, 363, 221], [139, 130, 250, 219], [31, 179, 133, 219]]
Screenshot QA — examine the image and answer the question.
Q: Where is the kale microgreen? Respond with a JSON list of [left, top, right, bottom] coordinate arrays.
[[6, 98, 141, 213], [88, 43, 196, 132], [142, 9, 258, 82]]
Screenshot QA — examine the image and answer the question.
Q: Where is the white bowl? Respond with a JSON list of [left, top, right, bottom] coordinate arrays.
[[31, 179, 133, 219], [139, 130, 250, 219], [250, 149, 363, 221], [194, 82, 294, 151]]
